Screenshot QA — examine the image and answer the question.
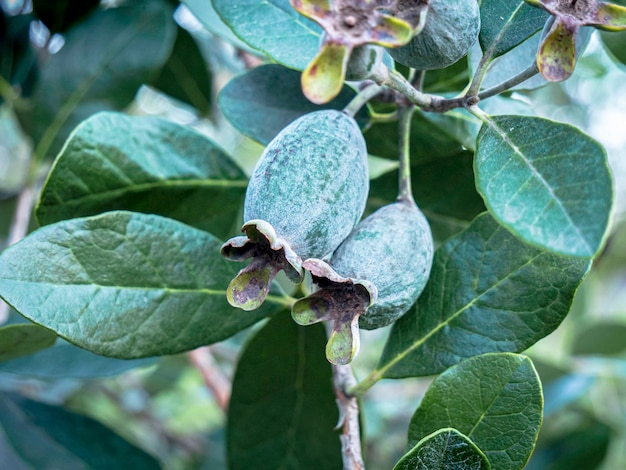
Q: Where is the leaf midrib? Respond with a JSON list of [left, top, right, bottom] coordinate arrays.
[[377, 251, 541, 377], [484, 117, 592, 254], [42, 178, 248, 208]]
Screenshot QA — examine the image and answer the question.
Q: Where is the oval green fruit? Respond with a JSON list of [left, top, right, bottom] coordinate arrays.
[[292, 199, 434, 364], [388, 0, 480, 70], [222, 110, 369, 311], [332, 200, 434, 330]]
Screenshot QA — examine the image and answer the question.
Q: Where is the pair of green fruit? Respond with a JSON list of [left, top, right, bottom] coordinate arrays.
[[221, 110, 434, 365]]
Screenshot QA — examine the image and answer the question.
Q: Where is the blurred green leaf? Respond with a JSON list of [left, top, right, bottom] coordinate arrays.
[[0, 10, 38, 104], [0, 337, 155, 378], [219, 64, 368, 145], [365, 110, 466, 162], [0, 211, 288, 358], [572, 322, 626, 356], [378, 213, 590, 378], [408, 353, 543, 470], [228, 313, 341, 470], [150, 25, 212, 115], [601, 30, 626, 65], [212, 0, 322, 71], [475, 115, 612, 257], [479, 0, 549, 59], [394, 428, 490, 470], [16, 0, 176, 159], [527, 412, 611, 470], [0, 392, 159, 469], [542, 374, 595, 417], [0, 324, 56, 361], [32, 0, 100, 34], [36, 112, 246, 240]]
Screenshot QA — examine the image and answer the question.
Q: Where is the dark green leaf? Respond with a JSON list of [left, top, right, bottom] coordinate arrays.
[[479, 0, 549, 58], [32, 0, 100, 34], [365, 110, 466, 162], [394, 428, 490, 470], [212, 0, 322, 70], [0, 324, 56, 361], [0, 10, 38, 103], [0, 211, 288, 358], [475, 115, 612, 257], [0, 337, 155, 378], [16, 0, 176, 159], [378, 213, 590, 378], [150, 25, 212, 115], [36, 112, 246, 240], [408, 353, 543, 470], [572, 322, 626, 356], [228, 313, 341, 470], [0, 392, 160, 469], [219, 64, 367, 145], [601, 30, 626, 66], [369, 151, 485, 242]]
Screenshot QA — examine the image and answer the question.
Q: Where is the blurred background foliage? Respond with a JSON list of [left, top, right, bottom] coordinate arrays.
[[1, 0, 626, 468]]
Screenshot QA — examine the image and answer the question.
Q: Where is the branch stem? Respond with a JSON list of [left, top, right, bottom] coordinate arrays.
[[397, 105, 416, 203], [478, 63, 540, 101], [343, 83, 384, 117], [187, 346, 231, 412], [333, 364, 365, 470]]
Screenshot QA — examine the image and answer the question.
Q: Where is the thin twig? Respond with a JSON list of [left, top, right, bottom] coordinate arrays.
[[0, 184, 37, 324], [397, 105, 416, 203], [333, 364, 365, 470], [187, 346, 231, 412], [343, 83, 384, 118], [477, 62, 540, 101]]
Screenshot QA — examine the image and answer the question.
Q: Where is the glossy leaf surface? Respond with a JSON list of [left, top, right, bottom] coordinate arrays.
[[395, 428, 490, 470], [0, 211, 287, 358], [36, 112, 246, 240], [475, 115, 612, 257], [408, 353, 543, 470], [479, 0, 549, 58], [379, 213, 590, 378], [219, 64, 367, 145], [228, 313, 341, 470], [212, 0, 322, 70]]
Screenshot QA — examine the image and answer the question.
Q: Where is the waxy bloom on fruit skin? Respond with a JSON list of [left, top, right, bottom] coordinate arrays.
[[525, 0, 626, 81], [292, 200, 434, 365], [221, 109, 369, 311]]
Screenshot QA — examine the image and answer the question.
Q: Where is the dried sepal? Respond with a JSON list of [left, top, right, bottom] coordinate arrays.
[[292, 258, 376, 365], [291, 0, 417, 103], [537, 17, 578, 82], [222, 220, 302, 311], [526, 0, 626, 81]]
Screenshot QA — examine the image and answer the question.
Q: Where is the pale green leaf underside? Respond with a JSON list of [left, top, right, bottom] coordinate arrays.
[[0, 211, 287, 358], [36, 112, 247, 240], [475, 115, 612, 257], [379, 213, 590, 378], [479, 0, 549, 58], [212, 0, 322, 71], [408, 353, 543, 470], [228, 314, 341, 470], [0, 324, 57, 362], [394, 428, 490, 470]]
